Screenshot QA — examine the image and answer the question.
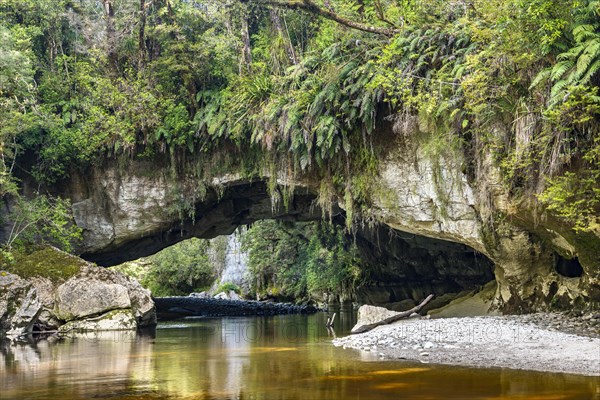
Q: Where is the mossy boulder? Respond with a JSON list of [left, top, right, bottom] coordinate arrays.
[[0, 247, 156, 335]]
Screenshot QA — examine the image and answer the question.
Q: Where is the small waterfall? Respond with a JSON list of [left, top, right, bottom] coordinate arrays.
[[218, 228, 250, 292]]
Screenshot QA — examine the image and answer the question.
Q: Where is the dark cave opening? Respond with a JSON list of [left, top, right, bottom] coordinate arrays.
[[555, 255, 584, 278], [353, 224, 496, 307]]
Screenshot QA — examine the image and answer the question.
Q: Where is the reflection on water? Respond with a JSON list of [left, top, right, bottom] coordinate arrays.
[[0, 312, 598, 400]]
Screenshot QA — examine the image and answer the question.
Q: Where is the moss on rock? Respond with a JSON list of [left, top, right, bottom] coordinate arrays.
[[0, 246, 87, 283]]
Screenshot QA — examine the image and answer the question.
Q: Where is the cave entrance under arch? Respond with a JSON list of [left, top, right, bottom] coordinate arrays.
[[79, 179, 495, 306]]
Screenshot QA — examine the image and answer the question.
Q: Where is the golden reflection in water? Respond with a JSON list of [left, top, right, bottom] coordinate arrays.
[[0, 313, 598, 400], [319, 375, 372, 381], [369, 368, 431, 375], [483, 395, 572, 400], [373, 382, 413, 390]]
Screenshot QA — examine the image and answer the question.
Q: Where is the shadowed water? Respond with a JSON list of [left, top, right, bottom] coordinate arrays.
[[0, 312, 597, 399]]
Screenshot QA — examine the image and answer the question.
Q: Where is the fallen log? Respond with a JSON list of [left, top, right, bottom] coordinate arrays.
[[350, 294, 435, 334]]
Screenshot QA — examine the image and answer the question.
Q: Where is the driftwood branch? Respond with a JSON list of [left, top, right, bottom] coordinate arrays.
[[351, 294, 434, 334], [325, 312, 336, 328], [241, 0, 400, 36]]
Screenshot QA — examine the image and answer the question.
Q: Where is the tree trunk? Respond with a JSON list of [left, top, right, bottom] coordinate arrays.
[[240, 7, 252, 74], [270, 10, 297, 65], [102, 0, 118, 71], [138, 0, 147, 68]]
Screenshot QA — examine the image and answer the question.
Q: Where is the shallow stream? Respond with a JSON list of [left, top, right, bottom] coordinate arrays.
[[1, 312, 597, 399]]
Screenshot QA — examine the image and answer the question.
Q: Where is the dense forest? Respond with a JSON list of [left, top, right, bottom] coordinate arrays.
[[0, 0, 599, 253], [114, 221, 365, 302]]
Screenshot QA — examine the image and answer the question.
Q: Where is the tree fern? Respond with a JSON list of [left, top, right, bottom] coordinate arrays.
[[544, 0, 600, 105]]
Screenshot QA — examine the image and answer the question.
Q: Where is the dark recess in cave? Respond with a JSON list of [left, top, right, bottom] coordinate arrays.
[[555, 255, 584, 278], [353, 223, 496, 304]]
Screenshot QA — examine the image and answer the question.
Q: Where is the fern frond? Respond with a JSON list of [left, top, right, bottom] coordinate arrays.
[[550, 79, 569, 102], [581, 58, 600, 83], [551, 60, 575, 81], [573, 24, 598, 42], [530, 68, 552, 89]]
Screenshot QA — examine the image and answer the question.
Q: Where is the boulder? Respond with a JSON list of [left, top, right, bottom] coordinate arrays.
[[74, 265, 156, 327], [55, 279, 131, 321], [0, 247, 156, 335], [58, 309, 137, 332], [214, 290, 242, 301], [0, 272, 42, 337], [30, 277, 62, 329], [351, 305, 401, 333]]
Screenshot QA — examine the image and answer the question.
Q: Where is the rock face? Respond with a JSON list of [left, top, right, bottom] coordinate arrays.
[[71, 171, 323, 266], [217, 230, 251, 293], [0, 248, 156, 336], [0, 273, 42, 337], [58, 310, 137, 332], [15, 128, 599, 313]]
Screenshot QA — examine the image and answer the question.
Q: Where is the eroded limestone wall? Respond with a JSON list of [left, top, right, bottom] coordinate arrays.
[[52, 134, 599, 313]]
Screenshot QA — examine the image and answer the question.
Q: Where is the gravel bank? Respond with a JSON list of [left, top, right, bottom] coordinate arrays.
[[333, 314, 600, 376]]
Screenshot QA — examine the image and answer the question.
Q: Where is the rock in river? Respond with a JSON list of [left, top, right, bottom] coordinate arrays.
[[0, 246, 156, 336], [351, 305, 401, 333], [0, 272, 42, 337], [55, 279, 131, 321]]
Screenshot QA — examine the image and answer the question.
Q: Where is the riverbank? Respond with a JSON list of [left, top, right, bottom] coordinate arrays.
[[154, 296, 318, 320], [333, 313, 600, 376]]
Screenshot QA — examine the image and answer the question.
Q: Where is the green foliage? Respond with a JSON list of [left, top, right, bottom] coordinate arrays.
[[371, 21, 477, 133], [538, 90, 600, 232], [241, 220, 364, 302], [112, 235, 238, 296], [0, 24, 39, 194], [216, 282, 241, 294], [532, 1, 600, 105], [539, 171, 600, 231], [141, 238, 216, 296], [3, 195, 82, 253], [110, 259, 150, 284]]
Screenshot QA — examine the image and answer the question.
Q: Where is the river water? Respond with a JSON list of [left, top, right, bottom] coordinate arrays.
[[1, 312, 597, 399]]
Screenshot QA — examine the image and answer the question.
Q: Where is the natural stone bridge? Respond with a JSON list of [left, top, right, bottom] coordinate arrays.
[[47, 137, 599, 312]]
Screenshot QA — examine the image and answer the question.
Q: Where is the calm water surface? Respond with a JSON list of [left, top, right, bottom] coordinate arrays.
[[1, 312, 598, 399]]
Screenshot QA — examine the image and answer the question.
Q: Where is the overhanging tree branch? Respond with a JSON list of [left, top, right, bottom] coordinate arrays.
[[240, 0, 400, 36]]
